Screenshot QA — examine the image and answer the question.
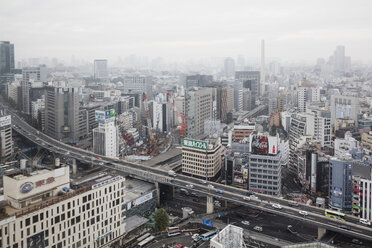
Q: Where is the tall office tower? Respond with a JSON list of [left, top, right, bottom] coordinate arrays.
[[224, 57, 235, 78], [260, 40, 265, 95], [0, 41, 15, 84], [185, 74, 213, 88], [334, 45, 345, 73], [297, 87, 307, 113], [329, 157, 353, 213], [219, 87, 234, 123], [22, 65, 47, 82], [44, 86, 80, 142], [330, 95, 359, 127], [242, 88, 252, 111], [233, 81, 243, 111], [0, 112, 12, 163], [93, 121, 119, 158], [123, 76, 153, 97], [235, 71, 260, 99], [185, 88, 213, 139], [93, 59, 108, 79]]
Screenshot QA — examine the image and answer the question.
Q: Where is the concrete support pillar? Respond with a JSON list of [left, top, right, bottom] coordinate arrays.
[[206, 195, 214, 214], [155, 182, 161, 206], [72, 159, 77, 175], [318, 227, 327, 240], [172, 186, 175, 198]]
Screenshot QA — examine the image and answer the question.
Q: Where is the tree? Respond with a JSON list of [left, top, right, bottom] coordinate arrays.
[[154, 208, 169, 232]]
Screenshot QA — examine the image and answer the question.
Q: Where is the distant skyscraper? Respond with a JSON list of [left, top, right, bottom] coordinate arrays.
[[0, 41, 15, 84], [260, 40, 265, 95], [93, 59, 108, 79], [224, 57, 235, 78], [44, 86, 80, 142], [235, 71, 260, 102], [22, 65, 47, 82]]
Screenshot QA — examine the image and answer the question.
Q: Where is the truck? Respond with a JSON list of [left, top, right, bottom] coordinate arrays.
[[168, 170, 177, 177]]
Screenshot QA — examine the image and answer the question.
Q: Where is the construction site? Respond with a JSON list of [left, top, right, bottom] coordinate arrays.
[[120, 91, 186, 161]]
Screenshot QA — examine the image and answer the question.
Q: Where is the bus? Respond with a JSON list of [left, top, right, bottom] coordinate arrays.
[[168, 226, 181, 237], [325, 209, 345, 220], [138, 236, 155, 247], [137, 233, 151, 243], [200, 230, 218, 241]]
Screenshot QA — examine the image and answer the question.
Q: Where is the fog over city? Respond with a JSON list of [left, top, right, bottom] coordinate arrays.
[[1, 0, 372, 63]]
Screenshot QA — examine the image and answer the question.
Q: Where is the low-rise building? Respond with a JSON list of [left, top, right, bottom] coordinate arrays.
[[182, 138, 222, 180], [0, 164, 127, 248]]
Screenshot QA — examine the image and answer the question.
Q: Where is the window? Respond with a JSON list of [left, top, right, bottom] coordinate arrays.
[[25, 218, 30, 226], [33, 215, 39, 223]]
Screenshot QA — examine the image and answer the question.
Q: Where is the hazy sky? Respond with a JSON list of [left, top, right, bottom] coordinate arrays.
[[1, 0, 372, 63]]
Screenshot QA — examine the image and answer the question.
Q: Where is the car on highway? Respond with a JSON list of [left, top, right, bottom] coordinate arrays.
[[241, 220, 250, 225], [359, 218, 371, 226], [216, 189, 223, 194], [99, 162, 104, 166], [352, 239, 363, 245], [243, 196, 251, 201], [246, 191, 254, 196], [200, 180, 207, 184], [339, 225, 351, 230], [253, 226, 263, 232], [299, 210, 308, 216], [208, 184, 214, 189], [288, 201, 299, 207], [272, 203, 282, 209], [186, 184, 194, 189], [97, 156, 102, 160]]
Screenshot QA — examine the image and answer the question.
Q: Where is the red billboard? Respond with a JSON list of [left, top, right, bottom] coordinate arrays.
[[251, 135, 268, 154]]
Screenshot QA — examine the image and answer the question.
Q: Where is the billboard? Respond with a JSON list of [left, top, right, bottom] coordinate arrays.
[[251, 135, 268, 154], [95, 109, 115, 123], [0, 115, 11, 127], [182, 138, 208, 151], [133, 192, 153, 206], [27, 231, 45, 248], [333, 187, 343, 198], [202, 219, 213, 227]]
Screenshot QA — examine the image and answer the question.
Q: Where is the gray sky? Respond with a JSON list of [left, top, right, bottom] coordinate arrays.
[[1, 0, 372, 63]]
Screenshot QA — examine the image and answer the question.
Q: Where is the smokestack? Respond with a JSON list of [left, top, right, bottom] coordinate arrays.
[[260, 39, 265, 96]]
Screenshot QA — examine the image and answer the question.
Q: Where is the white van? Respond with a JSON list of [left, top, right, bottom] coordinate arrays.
[[253, 226, 263, 232], [359, 219, 371, 226]]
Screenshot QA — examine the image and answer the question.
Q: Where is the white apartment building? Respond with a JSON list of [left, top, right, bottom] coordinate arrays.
[[334, 131, 359, 158], [31, 98, 45, 120], [93, 121, 119, 158], [0, 166, 126, 248]]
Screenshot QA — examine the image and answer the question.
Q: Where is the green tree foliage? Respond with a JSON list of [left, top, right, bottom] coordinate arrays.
[[154, 208, 169, 232]]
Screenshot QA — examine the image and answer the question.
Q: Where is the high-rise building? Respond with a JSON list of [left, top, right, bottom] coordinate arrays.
[[0, 41, 15, 84], [93, 121, 119, 158], [185, 88, 213, 139], [260, 40, 265, 95], [352, 164, 372, 220], [93, 59, 108, 79], [329, 157, 353, 213], [330, 95, 359, 127], [0, 112, 12, 163], [44, 86, 80, 142], [22, 65, 47, 82], [297, 86, 320, 113], [122, 76, 152, 97], [233, 81, 243, 111], [182, 138, 222, 180], [224, 57, 235, 78], [235, 71, 260, 99], [219, 87, 234, 123], [248, 134, 283, 195], [185, 74, 213, 88]]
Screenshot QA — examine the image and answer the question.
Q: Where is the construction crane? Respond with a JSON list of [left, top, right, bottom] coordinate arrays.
[[142, 92, 154, 140], [167, 92, 187, 139]]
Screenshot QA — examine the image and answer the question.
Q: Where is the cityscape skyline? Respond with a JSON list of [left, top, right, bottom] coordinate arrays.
[[1, 0, 372, 63]]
